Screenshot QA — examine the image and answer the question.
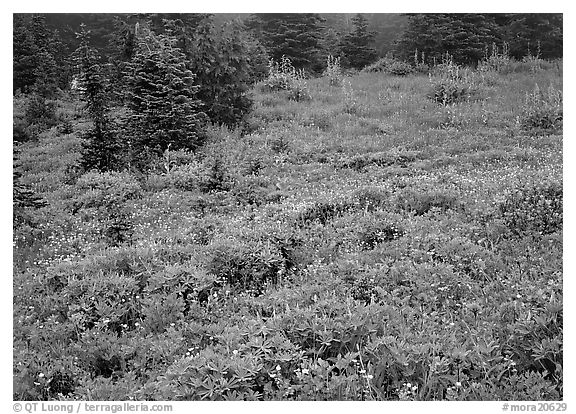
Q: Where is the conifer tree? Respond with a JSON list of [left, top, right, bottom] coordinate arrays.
[[13, 151, 47, 228], [13, 14, 58, 96], [339, 14, 378, 69], [395, 14, 500, 65], [72, 24, 121, 171], [186, 18, 254, 127], [246, 13, 325, 72], [124, 22, 207, 157]]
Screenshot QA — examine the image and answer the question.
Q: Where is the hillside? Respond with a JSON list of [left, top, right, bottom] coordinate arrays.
[[13, 59, 563, 400]]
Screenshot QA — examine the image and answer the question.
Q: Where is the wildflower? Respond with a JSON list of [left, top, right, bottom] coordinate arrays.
[[232, 350, 238, 355], [302, 369, 309, 375], [276, 365, 281, 371], [456, 382, 462, 387], [38, 373, 45, 378]]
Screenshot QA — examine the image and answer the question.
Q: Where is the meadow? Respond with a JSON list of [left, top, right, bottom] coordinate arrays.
[[13, 58, 563, 400]]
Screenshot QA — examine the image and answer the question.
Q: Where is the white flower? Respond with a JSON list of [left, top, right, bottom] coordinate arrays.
[[276, 365, 281, 371], [456, 382, 462, 387]]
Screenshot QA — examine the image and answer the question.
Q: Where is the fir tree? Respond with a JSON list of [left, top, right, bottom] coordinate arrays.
[[72, 24, 121, 171], [13, 151, 47, 228], [395, 14, 500, 65], [13, 14, 59, 97], [339, 14, 378, 69], [124, 22, 207, 158], [504, 14, 563, 59], [247, 13, 325, 72], [186, 18, 254, 127]]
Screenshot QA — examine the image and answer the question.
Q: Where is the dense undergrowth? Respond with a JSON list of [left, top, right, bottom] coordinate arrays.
[[13, 62, 562, 401]]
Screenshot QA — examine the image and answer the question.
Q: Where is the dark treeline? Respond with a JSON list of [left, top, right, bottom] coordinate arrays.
[[16, 13, 563, 77], [13, 12, 563, 173]]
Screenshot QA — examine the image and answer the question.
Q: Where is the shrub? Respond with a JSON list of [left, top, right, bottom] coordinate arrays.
[[521, 42, 550, 74], [352, 187, 390, 212], [356, 218, 404, 250], [338, 151, 418, 171], [295, 199, 352, 227], [363, 57, 413, 76], [324, 55, 343, 86], [342, 80, 360, 114], [396, 189, 460, 215], [262, 56, 311, 102], [520, 83, 562, 133], [231, 175, 273, 206], [302, 110, 333, 131], [72, 172, 141, 210], [206, 238, 288, 293], [499, 181, 562, 236], [428, 57, 478, 105], [168, 163, 203, 192], [14, 94, 58, 143], [478, 43, 512, 74], [198, 156, 233, 193]]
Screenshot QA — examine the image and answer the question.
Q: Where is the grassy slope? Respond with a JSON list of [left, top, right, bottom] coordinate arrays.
[[13, 68, 562, 401]]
